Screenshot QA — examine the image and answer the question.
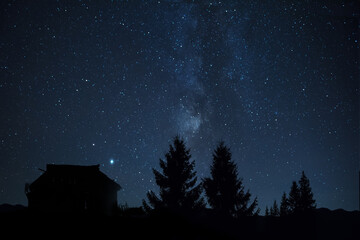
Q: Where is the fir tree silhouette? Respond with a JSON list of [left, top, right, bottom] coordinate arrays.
[[298, 171, 316, 211], [286, 171, 316, 214], [143, 136, 204, 213], [288, 181, 301, 214], [279, 192, 289, 216], [203, 141, 259, 217], [270, 200, 280, 216]]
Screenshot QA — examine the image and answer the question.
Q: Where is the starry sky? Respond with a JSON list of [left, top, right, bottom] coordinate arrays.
[[0, 0, 359, 212]]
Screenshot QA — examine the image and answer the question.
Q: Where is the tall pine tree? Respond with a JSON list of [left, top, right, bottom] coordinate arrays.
[[203, 141, 259, 217], [143, 136, 204, 212], [286, 171, 316, 214], [298, 171, 316, 211], [279, 192, 289, 216], [288, 181, 301, 214], [270, 200, 280, 216]]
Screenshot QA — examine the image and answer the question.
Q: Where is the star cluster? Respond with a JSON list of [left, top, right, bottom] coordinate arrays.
[[0, 0, 359, 212]]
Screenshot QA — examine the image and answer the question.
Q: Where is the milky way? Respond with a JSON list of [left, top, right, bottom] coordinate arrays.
[[0, 0, 359, 212]]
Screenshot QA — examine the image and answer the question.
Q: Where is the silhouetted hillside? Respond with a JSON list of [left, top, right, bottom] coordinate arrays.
[[0, 203, 26, 213], [0, 205, 359, 239], [312, 208, 359, 239]]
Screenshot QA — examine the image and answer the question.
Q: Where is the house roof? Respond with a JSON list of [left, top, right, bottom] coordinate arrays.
[[29, 164, 121, 191]]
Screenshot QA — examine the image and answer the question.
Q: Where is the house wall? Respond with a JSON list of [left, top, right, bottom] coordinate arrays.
[[90, 185, 118, 215], [26, 166, 120, 215], [28, 184, 118, 215]]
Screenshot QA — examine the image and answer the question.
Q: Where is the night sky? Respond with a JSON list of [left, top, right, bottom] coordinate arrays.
[[1, 0, 359, 213]]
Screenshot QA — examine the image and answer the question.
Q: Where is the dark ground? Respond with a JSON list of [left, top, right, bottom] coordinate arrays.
[[0, 205, 359, 239]]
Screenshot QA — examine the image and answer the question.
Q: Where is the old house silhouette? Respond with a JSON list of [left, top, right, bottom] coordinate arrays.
[[26, 164, 121, 215]]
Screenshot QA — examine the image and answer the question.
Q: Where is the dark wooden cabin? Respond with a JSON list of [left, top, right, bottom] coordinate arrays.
[[26, 164, 121, 215]]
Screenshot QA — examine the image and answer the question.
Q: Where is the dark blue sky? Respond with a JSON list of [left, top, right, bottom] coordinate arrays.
[[0, 0, 359, 212]]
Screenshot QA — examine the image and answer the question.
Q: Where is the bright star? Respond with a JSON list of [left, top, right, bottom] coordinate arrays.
[[110, 159, 114, 165]]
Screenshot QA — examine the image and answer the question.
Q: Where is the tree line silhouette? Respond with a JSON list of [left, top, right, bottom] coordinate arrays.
[[6, 136, 357, 239], [265, 171, 316, 217], [142, 136, 316, 217]]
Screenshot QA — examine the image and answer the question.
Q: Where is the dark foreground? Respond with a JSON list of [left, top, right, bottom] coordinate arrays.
[[0, 206, 359, 239]]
